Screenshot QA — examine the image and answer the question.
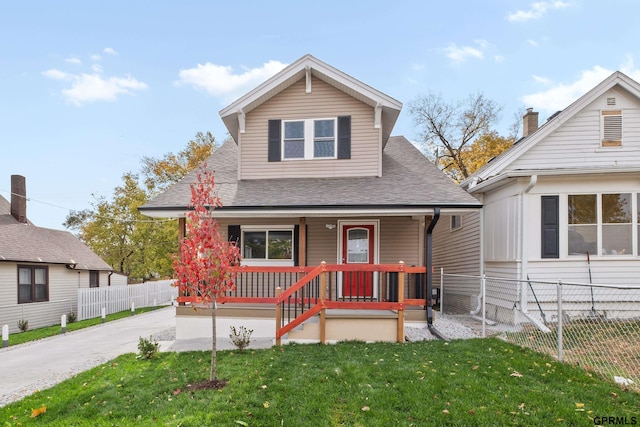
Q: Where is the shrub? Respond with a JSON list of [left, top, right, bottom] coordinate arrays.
[[67, 312, 77, 323], [229, 326, 253, 353], [137, 336, 159, 359], [17, 319, 29, 332]]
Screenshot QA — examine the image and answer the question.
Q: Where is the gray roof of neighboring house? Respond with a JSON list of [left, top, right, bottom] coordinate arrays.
[[0, 196, 113, 270], [140, 136, 481, 213]]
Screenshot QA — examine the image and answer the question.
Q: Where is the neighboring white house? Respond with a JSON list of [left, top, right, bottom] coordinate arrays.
[[434, 71, 640, 317], [0, 175, 116, 333]]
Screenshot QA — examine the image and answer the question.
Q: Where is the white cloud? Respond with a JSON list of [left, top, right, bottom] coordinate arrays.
[[91, 54, 101, 61], [92, 64, 103, 73], [494, 55, 506, 63], [42, 69, 73, 81], [65, 57, 82, 65], [176, 60, 288, 100], [527, 39, 539, 47], [61, 74, 147, 106], [508, 1, 572, 22], [522, 62, 640, 112], [103, 47, 118, 55], [444, 43, 484, 63]]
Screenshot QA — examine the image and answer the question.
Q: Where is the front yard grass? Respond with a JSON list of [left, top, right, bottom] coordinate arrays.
[[5, 306, 163, 347], [2, 338, 638, 426]]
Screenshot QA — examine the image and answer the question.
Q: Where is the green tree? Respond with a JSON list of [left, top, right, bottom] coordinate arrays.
[[141, 131, 217, 194], [64, 132, 217, 281], [409, 91, 507, 182], [463, 131, 515, 177]]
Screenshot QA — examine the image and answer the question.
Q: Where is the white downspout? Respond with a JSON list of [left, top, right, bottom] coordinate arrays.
[[519, 175, 538, 320]]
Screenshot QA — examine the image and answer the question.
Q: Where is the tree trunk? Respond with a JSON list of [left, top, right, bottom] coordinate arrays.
[[210, 297, 217, 381]]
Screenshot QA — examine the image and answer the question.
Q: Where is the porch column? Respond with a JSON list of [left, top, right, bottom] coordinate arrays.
[[299, 217, 307, 266]]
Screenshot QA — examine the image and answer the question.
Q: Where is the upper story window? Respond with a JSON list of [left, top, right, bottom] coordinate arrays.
[[283, 118, 336, 160], [601, 110, 622, 147], [18, 265, 49, 304], [268, 116, 351, 162]]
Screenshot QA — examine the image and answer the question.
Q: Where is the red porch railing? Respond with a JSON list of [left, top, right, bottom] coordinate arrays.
[[177, 262, 428, 344]]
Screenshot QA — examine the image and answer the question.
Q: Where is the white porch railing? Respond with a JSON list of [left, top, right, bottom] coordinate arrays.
[[77, 280, 178, 321]]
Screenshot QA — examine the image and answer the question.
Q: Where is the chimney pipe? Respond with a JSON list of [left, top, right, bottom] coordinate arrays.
[[523, 108, 539, 137], [10, 175, 27, 224]]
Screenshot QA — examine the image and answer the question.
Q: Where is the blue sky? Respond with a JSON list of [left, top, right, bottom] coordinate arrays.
[[2, 1, 640, 230]]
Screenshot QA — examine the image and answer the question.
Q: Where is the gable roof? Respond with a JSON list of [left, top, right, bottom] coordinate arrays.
[[139, 136, 481, 218], [219, 54, 403, 147], [461, 71, 640, 192], [0, 195, 113, 270]]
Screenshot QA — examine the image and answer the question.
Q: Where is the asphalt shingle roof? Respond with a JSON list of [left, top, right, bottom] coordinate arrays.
[[140, 136, 481, 212], [0, 196, 113, 270]]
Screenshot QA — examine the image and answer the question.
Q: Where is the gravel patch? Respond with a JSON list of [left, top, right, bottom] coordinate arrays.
[[405, 314, 495, 341]]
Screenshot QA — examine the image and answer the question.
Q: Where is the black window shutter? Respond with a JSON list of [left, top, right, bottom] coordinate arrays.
[[541, 196, 559, 258], [293, 225, 300, 266], [337, 116, 351, 159], [228, 225, 241, 245], [268, 120, 281, 162]]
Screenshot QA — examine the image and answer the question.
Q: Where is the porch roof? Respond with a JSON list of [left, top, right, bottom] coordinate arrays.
[[139, 136, 481, 218]]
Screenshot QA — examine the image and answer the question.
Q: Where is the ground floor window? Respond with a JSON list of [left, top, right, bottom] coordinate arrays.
[[89, 270, 99, 288], [241, 226, 294, 265], [568, 193, 633, 256], [18, 265, 49, 303]]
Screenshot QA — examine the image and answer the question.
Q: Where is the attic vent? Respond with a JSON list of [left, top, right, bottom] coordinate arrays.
[[602, 110, 622, 147], [607, 97, 616, 106]]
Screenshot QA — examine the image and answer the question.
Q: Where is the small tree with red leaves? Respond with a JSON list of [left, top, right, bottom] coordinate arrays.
[[173, 166, 241, 383]]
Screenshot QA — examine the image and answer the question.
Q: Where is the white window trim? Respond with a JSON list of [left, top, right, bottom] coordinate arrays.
[[451, 215, 463, 231], [564, 193, 635, 258], [240, 225, 295, 266], [282, 118, 337, 160]]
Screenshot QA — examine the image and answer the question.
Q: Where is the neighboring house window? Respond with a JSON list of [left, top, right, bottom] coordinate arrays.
[[89, 270, 99, 288], [282, 118, 336, 160], [601, 110, 622, 147], [268, 116, 351, 162], [18, 265, 48, 304], [568, 193, 632, 256], [451, 215, 462, 231], [241, 226, 294, 265]]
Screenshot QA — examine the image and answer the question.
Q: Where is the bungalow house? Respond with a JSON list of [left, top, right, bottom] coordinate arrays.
[[0, 175, 117, 333], [433, 71, 640, 323], [139, 54, 482, 342]]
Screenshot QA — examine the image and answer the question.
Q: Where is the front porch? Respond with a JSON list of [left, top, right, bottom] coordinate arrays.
[[177, 262, 434, 344]]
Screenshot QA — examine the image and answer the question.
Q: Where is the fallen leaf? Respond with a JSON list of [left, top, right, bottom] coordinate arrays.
[[261, 385, 267, 389], [361, 406, 370, 411], [263, 401, 270, 408], [442, 409, 449, 415], [468, 409, 476, 415], [575, 403, 584, 408], [518, 403, 526, 410], [235, 421, 248, 426], [510, 371, 523, 378], [173, 389, 181, 396], [30, 405, 47, 418]]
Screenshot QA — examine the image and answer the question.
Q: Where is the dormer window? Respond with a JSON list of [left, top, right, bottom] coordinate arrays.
[[601, 110, 622, 147], [268, 116, 351, 162], [283, 118, 336, 160]]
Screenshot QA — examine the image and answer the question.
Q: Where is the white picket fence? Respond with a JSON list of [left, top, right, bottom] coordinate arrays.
[[77, 280, 178, 321]]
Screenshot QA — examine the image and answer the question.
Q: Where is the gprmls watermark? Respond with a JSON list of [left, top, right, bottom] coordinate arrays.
[[593, 416, 638, 425]]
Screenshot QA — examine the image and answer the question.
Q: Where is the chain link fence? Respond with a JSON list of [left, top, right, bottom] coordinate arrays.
[[440, 272, 640, 391]]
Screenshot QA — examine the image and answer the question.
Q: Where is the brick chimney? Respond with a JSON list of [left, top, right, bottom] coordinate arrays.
[[523, 108, 539, 137], [10, 175, 27, 223]]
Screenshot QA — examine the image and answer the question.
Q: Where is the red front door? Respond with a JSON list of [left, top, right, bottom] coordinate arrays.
[[341, 224, 374, 298]]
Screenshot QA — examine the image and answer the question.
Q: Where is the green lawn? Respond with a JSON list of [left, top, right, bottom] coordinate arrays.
[[4, 306, 163, 347], [2, 338, 637, 426]]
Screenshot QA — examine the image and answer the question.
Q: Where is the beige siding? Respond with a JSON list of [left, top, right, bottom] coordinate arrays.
[[0, 263, 80, 333], [240, 77, 381, 179], [510, 88, 640, 171], [433, 212, 481, 276], [379, 217, 420, 265]]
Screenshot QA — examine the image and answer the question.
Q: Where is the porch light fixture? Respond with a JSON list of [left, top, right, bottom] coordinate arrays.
[[325, 224, 336, 230]]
